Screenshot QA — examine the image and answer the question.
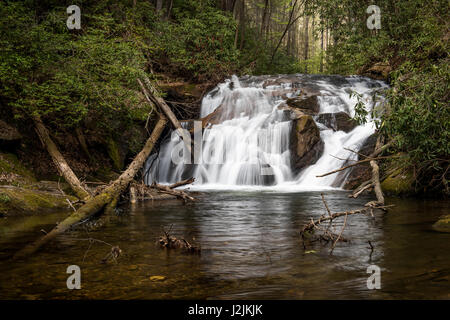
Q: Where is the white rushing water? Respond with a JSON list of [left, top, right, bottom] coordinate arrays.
[[144, 74, 388, 191]]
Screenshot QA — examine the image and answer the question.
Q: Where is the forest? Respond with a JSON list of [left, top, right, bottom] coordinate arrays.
[[0, 0, 449, 301]]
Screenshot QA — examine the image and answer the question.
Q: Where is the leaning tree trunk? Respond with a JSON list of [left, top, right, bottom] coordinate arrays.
[[34, 115, 91, 201], [14, 115, 168, 260]]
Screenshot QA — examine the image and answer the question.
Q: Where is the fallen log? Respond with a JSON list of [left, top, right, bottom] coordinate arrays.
[[151, 182, 196, 202], [138, 78, 192, 155], [348, 181, 373, 198], [34, 115, 91, 201], [13, 115, 168, 260], [169, 177, 195, 189]]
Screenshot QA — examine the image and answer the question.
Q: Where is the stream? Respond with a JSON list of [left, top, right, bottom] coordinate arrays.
[[0, 75, 448, 299], [0, 192, 449, 299]]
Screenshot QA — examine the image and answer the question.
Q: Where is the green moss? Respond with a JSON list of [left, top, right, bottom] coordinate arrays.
[[0, 153, 36, 184], [381, 167, 415, 196], [0, 187, 76, 216], [106, 138, 123, 172], [433, 215, 450, 233]]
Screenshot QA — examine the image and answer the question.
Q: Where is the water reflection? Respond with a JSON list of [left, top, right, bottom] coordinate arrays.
[[0, 192, 448, 299]]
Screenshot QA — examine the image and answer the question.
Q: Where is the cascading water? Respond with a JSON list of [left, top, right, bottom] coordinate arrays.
[[144, 74, 388, 191]]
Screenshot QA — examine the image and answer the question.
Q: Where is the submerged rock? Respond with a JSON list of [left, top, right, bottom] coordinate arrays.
[[316, 112, 357, 133], [433, 215, 450, 233], [290, 115, 324, 172]]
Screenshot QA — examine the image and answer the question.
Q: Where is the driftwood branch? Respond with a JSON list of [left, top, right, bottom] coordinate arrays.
[[151, 182, 196, 202], [169, 177, 195, 189]]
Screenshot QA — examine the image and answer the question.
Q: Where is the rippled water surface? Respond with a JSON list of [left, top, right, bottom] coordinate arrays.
[[0, 191, 449, 299]]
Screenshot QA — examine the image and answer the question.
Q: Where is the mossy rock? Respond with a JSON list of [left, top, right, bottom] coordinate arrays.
[[0, 186, 76, 216], [0, 153, 36, 185], [381, 167, 415, 196], [432, 215, 450, 233]]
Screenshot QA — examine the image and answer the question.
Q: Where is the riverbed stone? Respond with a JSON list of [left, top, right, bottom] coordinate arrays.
[[290, 115, 324, 172], [433, 215, 450, 233], [316, 112, 357, 133]]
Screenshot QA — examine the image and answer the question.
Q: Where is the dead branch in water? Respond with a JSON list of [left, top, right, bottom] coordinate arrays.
[[300, 194, 393, 253], [169, 177, 195, 189], [158, 225, 200, 254], [151, 182, 196, 202]]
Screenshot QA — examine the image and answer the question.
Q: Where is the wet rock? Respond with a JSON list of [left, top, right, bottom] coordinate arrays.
[[286, 95, 320, 115], [277, 103, 305, 120], [316, 112, 357, 133], [342, 134, 377, 190], [290, 115, 324, 172]]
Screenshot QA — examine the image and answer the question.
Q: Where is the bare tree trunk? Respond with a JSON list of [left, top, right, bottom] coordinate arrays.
[[156, 0, 163, 12], [34, 116, 91, 201], [75, 127, 91, 161], [270, 0, 299, 63], [138, 78, 192, 156], [320, 25, 324, 72], [165, 0, 173, 19], [260, 0, 269, 37], [370, 160, 384, 205], [304, 15, 309, 73], [239, 0, 245, 50], [14, 115, 168, 260]]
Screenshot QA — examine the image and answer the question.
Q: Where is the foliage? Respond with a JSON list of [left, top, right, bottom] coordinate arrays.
[[313, 0, 449, 191]]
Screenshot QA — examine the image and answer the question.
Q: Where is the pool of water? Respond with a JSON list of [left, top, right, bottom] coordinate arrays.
[[0, 191, 449, 299]]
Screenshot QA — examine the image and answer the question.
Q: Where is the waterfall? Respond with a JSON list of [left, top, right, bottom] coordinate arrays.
[[144, 74, 387, 191]]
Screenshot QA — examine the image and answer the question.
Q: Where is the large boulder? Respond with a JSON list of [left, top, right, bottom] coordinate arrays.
[[286, 94, 320, 115], [316, 112, 357, 133], [290, 115, 324, 172], [380, 167, 415, 196]]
